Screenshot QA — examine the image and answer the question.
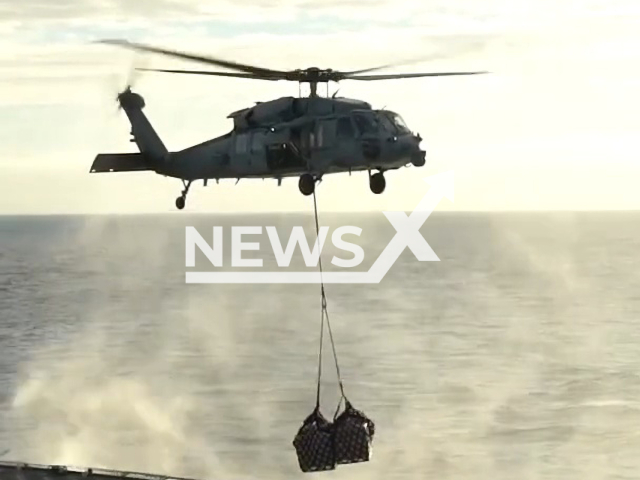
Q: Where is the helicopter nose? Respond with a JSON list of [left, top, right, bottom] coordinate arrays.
[[411, 149, 426, 167], [408, 134, 425, 166]]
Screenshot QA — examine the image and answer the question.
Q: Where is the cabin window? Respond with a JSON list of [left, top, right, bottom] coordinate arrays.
[[235, 133, 249, 153], [316, 119, 336, 147], [336, 117, 355, 138], [299, 130, 308, 150], [353, 114, 377, 135], [251, 132, 263, 152], [296, 124, 315, 150]]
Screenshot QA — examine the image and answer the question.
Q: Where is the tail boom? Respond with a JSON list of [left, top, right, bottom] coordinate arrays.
[[118, 88, 168, 161], [91, 88, 168, 174]]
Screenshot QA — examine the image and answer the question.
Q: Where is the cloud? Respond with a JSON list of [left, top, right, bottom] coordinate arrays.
[[1, 0, 640, 212], [0, 0, 426, 23], [4, 0, 636, 27]]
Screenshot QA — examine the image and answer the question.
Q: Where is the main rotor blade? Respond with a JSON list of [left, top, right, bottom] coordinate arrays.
[[344, 71, 489, 80], [97, 39, 288, 78], [137, 68, 279, 80], [337, 55, 444, 77], [338, 63, 408, 76]]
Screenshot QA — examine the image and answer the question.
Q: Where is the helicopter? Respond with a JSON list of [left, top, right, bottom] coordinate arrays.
[[90, 39, 487, 210]]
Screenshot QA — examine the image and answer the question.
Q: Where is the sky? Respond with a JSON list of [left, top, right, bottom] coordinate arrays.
[[0, 0, 639, 213]]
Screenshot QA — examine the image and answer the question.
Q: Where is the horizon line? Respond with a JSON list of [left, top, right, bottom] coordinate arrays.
[[2, 209, 640, 217]]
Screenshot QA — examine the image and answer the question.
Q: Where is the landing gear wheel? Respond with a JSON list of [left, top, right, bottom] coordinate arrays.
[[175, 179, 192, 210], [299, 174, 315, 196], [370, 172, 386, 194]]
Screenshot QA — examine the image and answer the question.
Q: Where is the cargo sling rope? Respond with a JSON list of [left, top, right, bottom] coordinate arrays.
[[292, 190, 376, 473], [313, 189, 345, 420]]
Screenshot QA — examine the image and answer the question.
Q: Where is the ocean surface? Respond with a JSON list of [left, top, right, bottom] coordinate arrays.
[[1, 212, 640, 480]]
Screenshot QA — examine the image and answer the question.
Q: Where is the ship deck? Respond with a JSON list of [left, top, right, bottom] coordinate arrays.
[[0, 460, 202, 480]]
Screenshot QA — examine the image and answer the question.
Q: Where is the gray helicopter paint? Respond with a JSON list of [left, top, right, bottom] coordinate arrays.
[[88, 38, 485, 208], [227, 96, 372, 130], [92, 90, 425, 182]]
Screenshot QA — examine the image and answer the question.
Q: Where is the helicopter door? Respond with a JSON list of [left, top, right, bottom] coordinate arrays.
[[250, 131, 266, 169], [315, 119, 337, 149], [336, 117, 356, 141], [233, 132, 251, 172], [353, 113, 378, 137], [294, 123, 314, 159], [334, 116, 357, 164]]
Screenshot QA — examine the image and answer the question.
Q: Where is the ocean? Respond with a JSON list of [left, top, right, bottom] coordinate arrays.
[[1, 212, 639, 479]]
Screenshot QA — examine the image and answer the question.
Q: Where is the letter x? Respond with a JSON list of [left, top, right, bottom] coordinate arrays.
[[382, 208, 439, 262]]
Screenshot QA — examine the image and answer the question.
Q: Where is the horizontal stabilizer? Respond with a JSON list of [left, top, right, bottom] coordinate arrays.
[[90, 153, 153, 173]]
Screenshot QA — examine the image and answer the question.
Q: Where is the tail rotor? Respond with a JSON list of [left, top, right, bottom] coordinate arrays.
[[105, 54, 147, 112]]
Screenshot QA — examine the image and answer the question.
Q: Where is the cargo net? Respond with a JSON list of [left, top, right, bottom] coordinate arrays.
[[292, 191, 375, 473]]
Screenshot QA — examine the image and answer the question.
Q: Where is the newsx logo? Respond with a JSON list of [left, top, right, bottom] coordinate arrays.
[[185, 172, 454, 284], [186, 225, 364, 269]]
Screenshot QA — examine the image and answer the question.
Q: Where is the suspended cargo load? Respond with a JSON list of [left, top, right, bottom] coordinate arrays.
[[333, 400, 375, 465], [292, 408, 336, 472]]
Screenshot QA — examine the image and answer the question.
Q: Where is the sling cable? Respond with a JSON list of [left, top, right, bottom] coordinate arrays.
[[292, 190, 375, 473]]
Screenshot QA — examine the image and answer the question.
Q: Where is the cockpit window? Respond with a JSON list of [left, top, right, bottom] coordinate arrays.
[[378, 114, 396, 134], [388, 113, 410, 134], [353, 113, 377, 135]]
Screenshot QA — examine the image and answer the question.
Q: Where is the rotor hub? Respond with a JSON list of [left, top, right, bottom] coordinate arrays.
[[288, 67, 346, 84]]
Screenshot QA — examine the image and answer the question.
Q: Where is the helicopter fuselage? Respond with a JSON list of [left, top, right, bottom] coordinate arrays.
[[91, 37, 485, 209], [158, 95, 426, 181], [91, 91, 426, 209]]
